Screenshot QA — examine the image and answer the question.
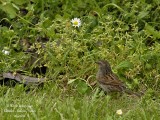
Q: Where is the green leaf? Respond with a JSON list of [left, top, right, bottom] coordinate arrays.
[[115, 61, 133, 69], [77, 80, 88, 94], [145, 63, 152, 70], [85, 17, 98, 33], [1, 2, 18, 18], [55, 14, 63, 20], [145, 23, 160, 39], [138, 11, 149, 19], [42, 18, 52, 28], [67, 78, 89, 94], [11, 0, 28, 5], [67, 79, 77, 84]]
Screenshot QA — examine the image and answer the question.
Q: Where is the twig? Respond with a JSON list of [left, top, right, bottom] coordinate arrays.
[[2, 72, 46, 84]]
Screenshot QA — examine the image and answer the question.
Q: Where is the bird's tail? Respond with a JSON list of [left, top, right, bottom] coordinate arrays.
[[125, 89, 143, 97]]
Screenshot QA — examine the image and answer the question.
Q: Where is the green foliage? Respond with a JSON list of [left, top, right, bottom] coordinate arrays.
[[0, 0, 160, 119], [0, 84, 160, 119], [145, 23, 160, 38], [0, 0, 159, 90]]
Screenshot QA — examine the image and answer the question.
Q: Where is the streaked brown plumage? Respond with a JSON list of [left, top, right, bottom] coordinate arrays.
[[96, 60, 140, 96]]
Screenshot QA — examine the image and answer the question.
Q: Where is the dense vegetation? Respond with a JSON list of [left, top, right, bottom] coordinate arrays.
[[0, 0, 160, 119]]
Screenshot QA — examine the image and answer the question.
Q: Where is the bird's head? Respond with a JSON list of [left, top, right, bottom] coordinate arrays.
[[96, 60, 112, 74]]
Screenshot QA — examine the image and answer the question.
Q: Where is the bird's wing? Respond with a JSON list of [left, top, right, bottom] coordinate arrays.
[[99, 73, 125, 86]]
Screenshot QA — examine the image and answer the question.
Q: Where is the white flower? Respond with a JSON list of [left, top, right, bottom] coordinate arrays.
[[71, 18, 81, 27], [2, 50, 10, 55], [116, 109, 123, 115]]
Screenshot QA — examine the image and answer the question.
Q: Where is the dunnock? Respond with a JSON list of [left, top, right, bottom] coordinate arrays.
[[96, 60, 141, 97]]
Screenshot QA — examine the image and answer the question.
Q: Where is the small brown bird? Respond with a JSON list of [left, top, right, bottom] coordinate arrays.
[[96, 60, 140, 96]]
